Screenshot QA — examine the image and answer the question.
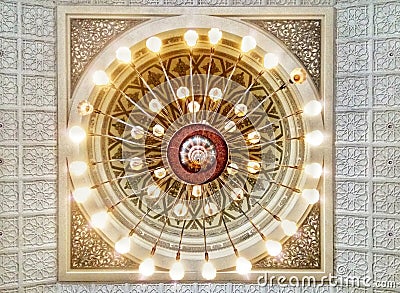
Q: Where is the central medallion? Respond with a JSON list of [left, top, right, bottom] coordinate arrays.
[[167, 124, 228, 185]]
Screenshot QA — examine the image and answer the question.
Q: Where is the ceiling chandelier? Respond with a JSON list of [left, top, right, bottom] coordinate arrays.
[[61, 11, 331, 281]]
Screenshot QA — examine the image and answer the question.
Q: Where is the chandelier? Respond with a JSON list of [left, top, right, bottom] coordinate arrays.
[[60, 10, 332, 282]]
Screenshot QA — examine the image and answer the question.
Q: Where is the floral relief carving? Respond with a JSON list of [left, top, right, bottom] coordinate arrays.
[[336, 181, 368, 212], [22, 76, 56, 107], [0, 74, 18, 106], [22, 215, 57, 247], [24, 284, 57, 293], [0, 38, 18, 70], [0, 182, 18, 214], [0, 253, 18, 286], [22, 181, 56, 212], [23, 146, 56, 176], [373, 110, 400, 142], [245, 20, 321, 90], [374, 2, 400, 36], [336, 250, 368, 278], [0, 2, 17, 34], [373, 218, 400, 251], [0, 146, 18, 178], [373, 254, 400, 283], [22, 250, 56, 282], [374, 39, 400, 71], [373, 75, 400, 106], [0, 218, 18, 249], [22, 5, 55, 37], [337, 6, 368, 38], [0, 110, 18, 142], [22, 40, 55, 72], [23, 111, 57, 141], [336, 112, 368, 142], [336, 215, 368, 247], [70, 18, 148, 91], [373, 147, 400, 178], [336, 147, 368, 177], [373, 182, 400, 215], [337, 41, 369, 73], [336, 77, 369, 108]]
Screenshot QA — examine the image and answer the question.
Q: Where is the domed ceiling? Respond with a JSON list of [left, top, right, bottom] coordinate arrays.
[[58, 7, 334, 282]]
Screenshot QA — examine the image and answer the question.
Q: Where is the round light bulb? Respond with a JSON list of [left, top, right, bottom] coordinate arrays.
[[154, 167, 166, 179], [202, 261, 216, 280], [224, 121, 237, 132], [69, 126, 86, 144], [302, 189, 320, 204], [236, 256, 252, 275], [241, 35, 256, 53], [247, 131, 260, 144], [90, 211, 108, 229], [227, 163, 238, 175], [290, 68, 307, 84], [169, 260, 184, 280], [208, 28, 222, 45], [115, 47, 131, 63], [234, 104, 248, 117], [129, 157, 143, 170], [131, 125, 144, 140], [147, 185, 161, 199], [69, 161, 88, 176], [139, 258, 155, 276], [72, 187, 91, 203], [146, 36, 162, 53], [231, 188, 244, 201], [263, 53, 279, 69], [153, 124, 165, 137], [115, 236, 130, 254], [204, 202, 218, 216], [303, 100, 322, 116], [92, 70, 109, 86], [188, 101, 200, 113], [281, 220, 298, 236], [192, 185, 202, 197], [209, 87, 222, 101], [177, 86, 190, 99], [77, 100, 94, 116], [305, 130, 324, 146], [174, 203, 188, 217], [184, 30, 198, 47], [149, 99, 163, 113], [305, 163, 323, 178], [265, 240, 282, 256], [247, 160, 261, 174]]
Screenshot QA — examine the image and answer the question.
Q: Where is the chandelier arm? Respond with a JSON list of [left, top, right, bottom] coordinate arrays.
[[221, 213, 239, 257], [189, 48, 196, 124], [151, 216, 168, 256], [200, 48, 215, 123], [176, 219, 186, 261]]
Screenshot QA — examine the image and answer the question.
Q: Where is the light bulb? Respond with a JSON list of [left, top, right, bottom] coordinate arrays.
[[208, 28, 222, 45], [281, 220, 298, 236], [69, 161, 88, 176], [129, 157, 143, 170], [72, 187, 91, 203], [188, 101, 200, 113], [227, 163, 238, 175], [247, 131, 260, 144], [263, 53, 279, 69], [236, 256, 252, 275], [153, 124, 165, 137], [241, 35, 256, 53], [131, 125, 144, 140], [154, 167, 166, 179], [174, 202, 188, 217], [305, 130, 324, 146], [231, 188, 244, 201], [69, 126, 86, 143], [209, 87, 222, 101], [184, 30, 198, 47], [290, 68, 307, 84], [265, 240, 282, 256], [115, 236, 130, 254], [116, 47, 131, 63], [305, 163, 323, 178], [139, 258, 155, 276], [247, 160, 261, 174], [90, 211, 108, 229], [177, 86, 190, 99], [302, 189, 320, 204], [169, 260, 184, 280], [303, 100, 322, 116], [192, 185, 202, 197], [234, 104, 247, 117], [149, 99, 163, 113], [202, 261, 216, 280], [204, 202, 218, 216], [147, 185, 161, 199], [146, 36, 162, 53], [77, 100, 94, 116], [224, 121, 237, 132], [92, 70, 109, 85]]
